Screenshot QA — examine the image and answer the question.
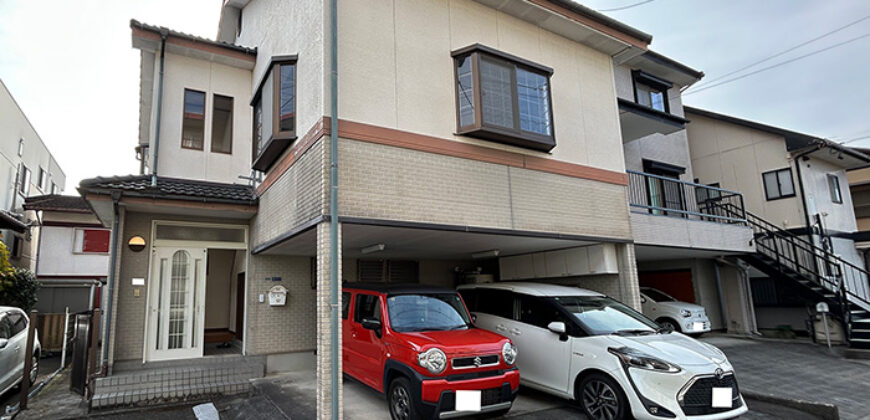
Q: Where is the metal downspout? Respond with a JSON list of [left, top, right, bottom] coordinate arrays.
[[328, 0, 340, 418], [151, 32, 167, 187], [101, 192, 122, 371]]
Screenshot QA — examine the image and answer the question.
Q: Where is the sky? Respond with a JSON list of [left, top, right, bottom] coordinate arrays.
[[1, 1, 869, 191]]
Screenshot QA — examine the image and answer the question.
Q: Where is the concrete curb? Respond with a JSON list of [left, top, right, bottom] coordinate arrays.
[[743, 391, 839, 420]]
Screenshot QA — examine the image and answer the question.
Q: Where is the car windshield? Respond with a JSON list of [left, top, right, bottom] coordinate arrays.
[[387, 293, 472, 333], [642, 288, 675, 302], [552, 296, 661, 335]]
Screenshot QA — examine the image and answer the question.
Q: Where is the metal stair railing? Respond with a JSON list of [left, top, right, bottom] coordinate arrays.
[[716, 203, 870, 315]]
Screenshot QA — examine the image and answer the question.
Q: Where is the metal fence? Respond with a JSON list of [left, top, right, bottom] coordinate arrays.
[[627, 170, 747, 224]]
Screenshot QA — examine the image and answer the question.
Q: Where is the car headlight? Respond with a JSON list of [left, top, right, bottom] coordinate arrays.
[[608, 347, 681, 373], [418, 348, 447, 374], [502, 342, 517, 365], [680, 309, 692, 318]]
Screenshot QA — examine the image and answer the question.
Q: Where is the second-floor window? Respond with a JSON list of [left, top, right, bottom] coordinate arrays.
[[18, 165, 30, 195], [632, 70, 671, 113], [50, 182, 58, 195], [182, 89, 206, 150], [211, 94, 233, 154], [74, 228, 110, 253], [38, 168, 47, 191], [452, 44, 555, 152], [762, 168, 795, 200], [251, 56, 297, 171], [828, 174, 843, 204]]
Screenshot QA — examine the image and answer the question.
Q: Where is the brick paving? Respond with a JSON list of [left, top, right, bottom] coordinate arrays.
[[702, 336, 870, 420]]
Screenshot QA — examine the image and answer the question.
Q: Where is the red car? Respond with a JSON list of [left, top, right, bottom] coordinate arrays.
[[342, 283, 520, 420]]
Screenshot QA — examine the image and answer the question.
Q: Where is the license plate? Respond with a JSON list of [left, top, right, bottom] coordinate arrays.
[[693, 322, 705, 331], [455, 390, 481, 412], [711, 387, 733, 408]]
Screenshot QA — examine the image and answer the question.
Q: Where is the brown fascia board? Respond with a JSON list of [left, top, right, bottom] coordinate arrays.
[[130, 19, 256, 62], [531, 0, 652, 49], [641, 50, 705, 81]]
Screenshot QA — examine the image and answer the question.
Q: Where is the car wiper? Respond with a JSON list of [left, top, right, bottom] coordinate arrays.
[[612, 329, 656, 336], [656, 327, 672, 334]]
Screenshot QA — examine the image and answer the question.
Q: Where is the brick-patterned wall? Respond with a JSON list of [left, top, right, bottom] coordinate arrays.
[[252, 138, 325, 246], [245, 254, 316, 355], [111, 213, 251, 363], [337, 138, 631, 240], [316, 222, 342, 419], [617, 243, 641, 310]]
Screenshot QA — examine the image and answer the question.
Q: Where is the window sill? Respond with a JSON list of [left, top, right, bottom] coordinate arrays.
[[457, 126, 555, 152], [253, 134, 297, 172]]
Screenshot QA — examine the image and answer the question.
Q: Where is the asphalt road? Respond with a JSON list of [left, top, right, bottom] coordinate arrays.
[[0, 355, 60, 413]]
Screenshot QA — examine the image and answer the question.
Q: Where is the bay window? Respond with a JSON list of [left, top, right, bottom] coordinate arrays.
[[251, 55, 297, 171], [452, 44, 555, 151]]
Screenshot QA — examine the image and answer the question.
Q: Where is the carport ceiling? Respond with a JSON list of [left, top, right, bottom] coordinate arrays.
[[261, 223, 598, 259], [635, 245, 741, 262]]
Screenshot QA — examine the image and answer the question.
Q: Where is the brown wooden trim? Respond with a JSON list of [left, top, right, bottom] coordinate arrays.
[[528, 0, 649, 50], [87, 193, 256, 213], [37, 275, 106, 280], [256, 117, 328, 195], [41, 221, 105, 228], [132, 26, 256, 63], [257, 117, 629, 196]]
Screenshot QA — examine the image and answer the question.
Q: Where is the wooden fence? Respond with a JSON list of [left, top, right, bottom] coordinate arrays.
[[37, 313, 69, 352]]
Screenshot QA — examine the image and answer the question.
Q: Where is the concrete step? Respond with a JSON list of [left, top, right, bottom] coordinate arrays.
[[92, 357, 264, 409]]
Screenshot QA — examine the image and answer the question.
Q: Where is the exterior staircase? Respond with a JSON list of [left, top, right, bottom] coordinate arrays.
[[721, 205, 870, 349]]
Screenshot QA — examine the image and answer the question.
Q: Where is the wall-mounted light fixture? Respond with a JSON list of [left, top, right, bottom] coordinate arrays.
[[128, 235, 146, 252], [471, 249, 500, 259], [361, 243, 386, 255]]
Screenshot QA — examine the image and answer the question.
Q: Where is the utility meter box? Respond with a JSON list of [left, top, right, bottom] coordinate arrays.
[[269, 285, 288, 306]]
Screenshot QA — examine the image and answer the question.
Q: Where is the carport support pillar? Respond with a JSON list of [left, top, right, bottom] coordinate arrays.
[[616, 243, 642, 310], [316, 221, 342, 420]]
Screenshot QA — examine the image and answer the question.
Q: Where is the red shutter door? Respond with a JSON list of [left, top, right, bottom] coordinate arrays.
[[82, 229, 111, 253]]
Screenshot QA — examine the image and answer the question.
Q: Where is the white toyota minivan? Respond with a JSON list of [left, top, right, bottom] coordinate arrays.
[[458, 283, 747, 420]]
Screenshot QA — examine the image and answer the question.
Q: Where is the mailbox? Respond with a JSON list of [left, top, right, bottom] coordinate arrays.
[[268, 285, 288, 306]]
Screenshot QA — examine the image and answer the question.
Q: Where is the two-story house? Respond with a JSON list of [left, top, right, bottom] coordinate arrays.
[[0, 79, 67, 270], [686, 107, 870, 348]]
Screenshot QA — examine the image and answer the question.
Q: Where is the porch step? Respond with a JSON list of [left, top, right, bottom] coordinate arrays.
[[92, 357, 264, 409]]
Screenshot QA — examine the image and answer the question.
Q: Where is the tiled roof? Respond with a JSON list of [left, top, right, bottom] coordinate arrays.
[[130, 19, 256, 55], [24, 195, 92, 213], [0, 210, 27, 233], [79, 175, 257, 205]]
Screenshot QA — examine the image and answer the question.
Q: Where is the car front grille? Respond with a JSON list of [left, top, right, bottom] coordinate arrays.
[[451, 354, 499, 369], [439, 385, 511, 412], [679, 373, 743, 415]]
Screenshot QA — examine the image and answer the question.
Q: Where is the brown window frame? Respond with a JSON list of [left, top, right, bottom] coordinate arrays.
[[210, 94, 234, 155], [451, 44, 556, 152], [181, 88, 206, 151], [632, 70, 672, 114], [250, 55, 298, 172]]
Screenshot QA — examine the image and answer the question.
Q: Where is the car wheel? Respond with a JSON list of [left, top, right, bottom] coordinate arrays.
[[658, 318, 679, 333], [578, 373, 629, 420], [29, 354, 39, 385], [387, 377, 420, 420]]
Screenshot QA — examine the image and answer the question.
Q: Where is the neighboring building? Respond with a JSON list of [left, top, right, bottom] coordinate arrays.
[[846, 154, 870, 269], [0, 79, 67, 270], [615, 53, 757, 335], [686, 107, 870, 347], [23, 195, 110, 314]]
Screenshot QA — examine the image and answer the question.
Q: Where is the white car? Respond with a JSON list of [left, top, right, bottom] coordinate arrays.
[[0, 306, 40, 397], [458, 283, 747, 420], [640, 288, 711, 335]]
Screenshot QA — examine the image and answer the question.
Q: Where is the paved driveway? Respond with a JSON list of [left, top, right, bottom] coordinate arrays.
[[701, 336, 870, 420]]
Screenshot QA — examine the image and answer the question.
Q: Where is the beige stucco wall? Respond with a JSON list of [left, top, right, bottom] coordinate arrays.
[[151, 52, 253, 184], [336, 0, 625, 173], [236, 0, 325, 145], [799, 158, 857, 233], [630, 213, 753, 252], [687, 112, 805, 229]]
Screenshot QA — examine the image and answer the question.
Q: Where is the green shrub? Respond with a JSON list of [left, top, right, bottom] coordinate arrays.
[[0, 268, 39, 312]]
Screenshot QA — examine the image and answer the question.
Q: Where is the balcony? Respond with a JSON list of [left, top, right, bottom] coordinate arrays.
[[626, 170, 754, 254], [618, 99, 689, 142]]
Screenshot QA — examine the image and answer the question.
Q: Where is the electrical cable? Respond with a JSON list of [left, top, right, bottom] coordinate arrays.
[[598, 0, 655, 12]]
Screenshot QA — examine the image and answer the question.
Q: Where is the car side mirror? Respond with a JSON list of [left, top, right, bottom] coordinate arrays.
[[471, 314, 477, 323], [0, 338, 7, 350], [641, 296, 647, 304], [361, 318, 382, 338], [547, 321, 566, 334]]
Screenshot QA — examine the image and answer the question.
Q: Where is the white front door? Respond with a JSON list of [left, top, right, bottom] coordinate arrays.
[[146, 247, 207, 361]]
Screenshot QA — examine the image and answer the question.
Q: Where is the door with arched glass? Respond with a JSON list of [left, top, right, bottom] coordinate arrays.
[[146, 247, 207, 361]]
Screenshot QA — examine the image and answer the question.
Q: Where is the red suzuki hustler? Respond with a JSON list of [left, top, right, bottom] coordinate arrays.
[[342, 283, 520, 420]]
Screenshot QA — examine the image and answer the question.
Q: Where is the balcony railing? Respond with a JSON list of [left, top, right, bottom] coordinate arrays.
[[627, 170, 747, 225]]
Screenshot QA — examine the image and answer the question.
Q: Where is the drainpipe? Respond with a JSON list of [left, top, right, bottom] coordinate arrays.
[[151, 32, 168, 187], [328, 0, 340, 418], [717, 257, 760, 335], [101, 192, 122, 371]]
